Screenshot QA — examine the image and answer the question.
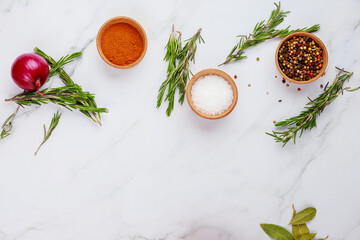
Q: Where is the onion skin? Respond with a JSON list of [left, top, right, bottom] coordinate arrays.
[[11, 53, 49, 95]]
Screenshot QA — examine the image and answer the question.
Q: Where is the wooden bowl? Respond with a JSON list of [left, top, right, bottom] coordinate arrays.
[[186, 69, 238, 120], [275, 32, 328, 84], [96, 16, 148, 69]]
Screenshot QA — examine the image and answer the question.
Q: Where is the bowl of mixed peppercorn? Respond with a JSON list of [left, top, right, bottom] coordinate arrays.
[[276, 32, 328, 84]]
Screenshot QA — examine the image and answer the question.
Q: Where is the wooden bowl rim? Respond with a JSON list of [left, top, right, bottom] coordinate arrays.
[[96, 16, 148, 69], [186, 69, 238, 120], [275, 32, 328, 84]]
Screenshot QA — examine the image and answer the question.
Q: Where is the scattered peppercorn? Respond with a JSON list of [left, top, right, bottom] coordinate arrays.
[[278, 100, 282, 102], [282, 79, 286, 83], [234, 75, 237, 79], [273, 120, 276, 124], [297, 88, 301, 91], [256, 57, 260, 61], [248, 84, 251, 87], [278, 36, 324, 81], [320, 84, 323, 88], [286, 84, 289, 87]]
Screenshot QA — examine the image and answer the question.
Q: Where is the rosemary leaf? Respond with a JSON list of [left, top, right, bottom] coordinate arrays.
[[35, 111, 61, 155], [34, 47, 77, 85], [220, 2, 320, 65], [48, 52, 82, 78], [266, 67, 359, 146]]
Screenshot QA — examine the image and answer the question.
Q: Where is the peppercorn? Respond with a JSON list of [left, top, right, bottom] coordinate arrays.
[[278, 36, 324, 81]]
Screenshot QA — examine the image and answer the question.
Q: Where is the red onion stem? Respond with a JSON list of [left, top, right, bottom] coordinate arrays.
[[35, 79, 45, 96]]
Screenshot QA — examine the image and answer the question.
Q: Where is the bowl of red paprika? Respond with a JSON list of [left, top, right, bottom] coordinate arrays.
[[275, 32, 328, 84], [96, 16, 148, 69]]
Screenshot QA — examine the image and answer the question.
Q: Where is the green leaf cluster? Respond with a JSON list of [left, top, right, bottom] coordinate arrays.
[[157, 25, 204, 116], [220, 2, 320, 65], [261, 205, 328, 240]]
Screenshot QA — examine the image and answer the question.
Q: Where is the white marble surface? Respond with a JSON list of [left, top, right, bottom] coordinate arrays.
[[1, 0, 360, 239]]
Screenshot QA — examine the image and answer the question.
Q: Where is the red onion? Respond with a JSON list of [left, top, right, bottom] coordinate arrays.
[[11, 53, 50, 96]]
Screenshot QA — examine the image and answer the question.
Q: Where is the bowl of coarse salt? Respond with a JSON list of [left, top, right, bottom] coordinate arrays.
[[186, 69, 238, 119]]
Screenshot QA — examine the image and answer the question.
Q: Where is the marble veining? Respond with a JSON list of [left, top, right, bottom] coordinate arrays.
[[1, 0, 360, 239]]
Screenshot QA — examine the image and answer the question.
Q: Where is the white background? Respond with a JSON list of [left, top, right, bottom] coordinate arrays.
[[0, 0, 360, 239]]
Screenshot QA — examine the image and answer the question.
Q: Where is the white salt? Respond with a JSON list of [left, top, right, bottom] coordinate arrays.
[[191, 74, 233, 116]]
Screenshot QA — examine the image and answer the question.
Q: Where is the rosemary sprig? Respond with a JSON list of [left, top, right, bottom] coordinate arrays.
[[157, 25, 182, 114], [266, 67, 360, 146], [5, 85, 107, 113], [176, 29, 204, 104], [220, 2, 320, 66], [0, 105, 20, 139], [34, 48, 105, 125], [34, 111, 61, 155], [157, 26, 204, 116]]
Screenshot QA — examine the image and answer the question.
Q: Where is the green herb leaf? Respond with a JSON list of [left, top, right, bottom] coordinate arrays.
[[290, 207, 317, 225], [292, 223, 310, 239], [291, 205, 310, 239], [297, 233, 316, 240], [260, 224, 294, 240]]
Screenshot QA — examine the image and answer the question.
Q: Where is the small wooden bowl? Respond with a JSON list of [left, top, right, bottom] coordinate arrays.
[[186, 69, 238, 120], [275, 32, 328, 84], [96, 16, 148, 69]]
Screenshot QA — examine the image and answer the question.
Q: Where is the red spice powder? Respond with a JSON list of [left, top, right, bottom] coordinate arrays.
[[101, 23, 144, 66]]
